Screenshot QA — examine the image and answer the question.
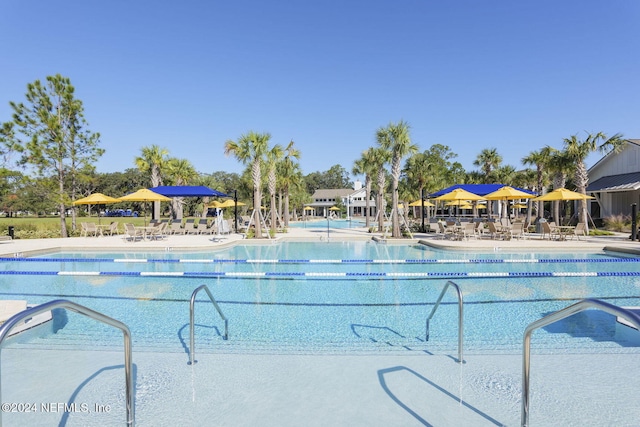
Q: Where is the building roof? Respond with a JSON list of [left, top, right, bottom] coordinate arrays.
[[586, 171, 640, 193], [311, 189, 355, 199]]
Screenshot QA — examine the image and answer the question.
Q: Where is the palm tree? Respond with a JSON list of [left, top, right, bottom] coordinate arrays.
[[564, 132, 624, 229], [376, 120, 418, 238], [522, 146, 554, 221], [165, 158, 197, 220], [277, 140, 301, 227], [370, 147, 391, 233], [547, 148, 574, 224], [473, 148, 502, 183], [473, 147, 503, 217], [135, 145, 169, 220], [404, 151, 432, 231], [352, 148, 378, 228], [224, 131, 270, 238], [265, 143, 284, 236]]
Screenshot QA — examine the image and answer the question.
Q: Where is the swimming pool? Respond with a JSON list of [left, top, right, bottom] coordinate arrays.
[[2, 241, 640, 426], [2, 241, 640, 355]]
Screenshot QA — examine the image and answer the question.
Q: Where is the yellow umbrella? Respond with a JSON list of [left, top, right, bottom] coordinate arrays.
[[483, 186, 536, 200], [512, 203, 528, 209], [303, 206, 314, 211], [73, 193, 121, 224], [218, 199, 246, 208], [408, 199, 435, 207], [328, 206, 341, 211], [207, 200, 225, 208], [457, 203, 474, 209], [532, 188, 594, 201], [434, 188, 484, 202], [119, 189, 171, 226]]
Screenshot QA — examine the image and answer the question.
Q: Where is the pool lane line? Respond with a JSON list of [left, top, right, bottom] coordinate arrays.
[[2, 256, 640, 265], [2, 270, 639, 279]]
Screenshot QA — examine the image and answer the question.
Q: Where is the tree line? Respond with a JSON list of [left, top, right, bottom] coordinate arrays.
[[0, 75, 624, 238]]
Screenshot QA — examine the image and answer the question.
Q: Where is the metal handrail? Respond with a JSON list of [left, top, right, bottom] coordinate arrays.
[[425, 280, 464, 363], [189, 285, 228, 365], [0, 299, 134, 426], [522, 298, 640, 427]]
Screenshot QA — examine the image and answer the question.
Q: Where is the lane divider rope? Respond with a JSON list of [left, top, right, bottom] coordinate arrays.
[[1, 256, 638, 265], [2, 271, 637, 279]]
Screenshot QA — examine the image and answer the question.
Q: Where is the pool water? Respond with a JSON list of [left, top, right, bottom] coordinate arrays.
[[2, 242, 639, 355], [287, 218, 366, 228]]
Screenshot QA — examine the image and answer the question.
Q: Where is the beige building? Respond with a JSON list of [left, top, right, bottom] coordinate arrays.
[[587, 139, 640, 219], [307, 181, 378, 218]]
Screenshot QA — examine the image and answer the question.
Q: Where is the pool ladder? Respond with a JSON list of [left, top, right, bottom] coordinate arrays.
[[0, 299, 135, 426], [425, 280, 464, 363], [189, 285, 228, 365], [521, 298, 640, 427]]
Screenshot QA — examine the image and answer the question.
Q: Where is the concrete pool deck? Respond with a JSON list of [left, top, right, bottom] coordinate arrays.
[[2, 222, 640, 425]]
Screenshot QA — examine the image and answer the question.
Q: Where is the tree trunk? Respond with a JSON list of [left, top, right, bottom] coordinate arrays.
[[364, 177, 371, 228], [252, 160, 262, 238]]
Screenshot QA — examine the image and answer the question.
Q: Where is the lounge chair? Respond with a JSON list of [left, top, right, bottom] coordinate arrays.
[[197, 218, 210, 234], [147, 222, 167, 240], [169, 220, 184, 235], [183, 219, 198, 235], [123, 223, 143, 242]]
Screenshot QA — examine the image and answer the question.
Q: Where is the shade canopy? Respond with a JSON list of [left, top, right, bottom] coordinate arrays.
[[151, 186, 228, 198], [512, 203, 528, 209], [73, 193, 120, 206], [119, 188, 171, 202], [207, 200, 224, 208], [483, 186, 536, 200], [303, 206, 314, 211], [329, 206, 341, 211], [532, 188, 595, 201], [434, 188, 484, 201], [408, 199, 435, 207]]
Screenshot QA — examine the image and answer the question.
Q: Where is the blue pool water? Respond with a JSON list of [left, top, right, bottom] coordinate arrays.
[[2, 242, 640, 355], [288, 218, 366, 228]]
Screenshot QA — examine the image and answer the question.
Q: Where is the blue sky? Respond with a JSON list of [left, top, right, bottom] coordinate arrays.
[[2, 1, 639, 180]]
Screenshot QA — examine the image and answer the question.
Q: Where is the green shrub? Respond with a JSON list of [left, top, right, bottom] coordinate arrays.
[[603, 214, 630, 232]]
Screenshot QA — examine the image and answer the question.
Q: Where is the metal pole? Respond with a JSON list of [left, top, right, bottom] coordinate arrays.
[[421, 188, 425, 232], [234, 190, 238, 233], [632, 203, 637, 242]]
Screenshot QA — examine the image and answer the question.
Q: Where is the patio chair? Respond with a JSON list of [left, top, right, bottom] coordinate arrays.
[[571, 222, 587, 240], [540, 222, 560, 240], [80, 222, 98, 237], [486, 221, 505, 240], [104, 221, 119, 236], [508, 222, 526, 240], [436, 221, 451, 239], [123, 223, 143, 242], [459, 222, 477, 240]]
